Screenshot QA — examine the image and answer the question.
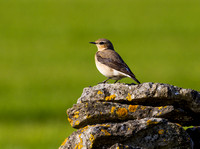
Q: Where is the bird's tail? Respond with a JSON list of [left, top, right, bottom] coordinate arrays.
[[130, 75, 141, 84]]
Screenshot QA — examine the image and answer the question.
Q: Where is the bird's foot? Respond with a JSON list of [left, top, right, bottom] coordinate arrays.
[[98, 81, 109, 84], [114, 80, 119, 83]]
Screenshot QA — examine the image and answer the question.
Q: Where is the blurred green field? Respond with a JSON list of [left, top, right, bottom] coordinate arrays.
[[0, 0, 200, 148]]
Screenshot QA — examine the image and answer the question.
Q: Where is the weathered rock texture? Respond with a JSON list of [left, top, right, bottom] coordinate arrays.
[[60, 82, 200, 149]]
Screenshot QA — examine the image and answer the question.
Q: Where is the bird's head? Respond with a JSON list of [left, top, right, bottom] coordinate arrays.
[[89, 38, 114, 51]]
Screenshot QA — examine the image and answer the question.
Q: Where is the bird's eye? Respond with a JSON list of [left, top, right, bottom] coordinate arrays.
[[99, 42, 104, 45]]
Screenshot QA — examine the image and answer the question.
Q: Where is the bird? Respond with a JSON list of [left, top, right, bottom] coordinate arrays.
[[89, 38, 141, 84]]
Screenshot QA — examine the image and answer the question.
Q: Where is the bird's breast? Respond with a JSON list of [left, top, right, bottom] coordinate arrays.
[[95, 55, 114, 78], [95, 55, 129, 79]]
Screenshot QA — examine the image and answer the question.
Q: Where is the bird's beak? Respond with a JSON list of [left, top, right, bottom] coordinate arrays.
[[89, 42, 96, 44]]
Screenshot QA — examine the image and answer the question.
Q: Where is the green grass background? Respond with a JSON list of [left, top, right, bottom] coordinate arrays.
[[0, 0, 200, 148]]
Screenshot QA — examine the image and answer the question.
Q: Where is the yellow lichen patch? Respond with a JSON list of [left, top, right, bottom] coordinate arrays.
[[101, 129, 111, 136], [126, 93, 132, 101], [176, 123, 182, 127], [97, 90, 103, 94], [128, 105, 138, 112], [89, 134, 95, 142], [158, 106, 163, 110], [147, 120, 159, 125], [105, 94, 116, 101], [140, 106, 146, 110], [111, 106, 116, 114], [156, 112, 162, 116], [158, 129, 164, 135], [116, 108, 128, 118], [61, 137, 68, 146], [100, 124, 110, 127], [81, 126, 89, 133], [85, 102, 88, 108], [116, 147, 120, 149], [75, 134, 83, 149], [74, 111, 79, 118], [75, 121, 80, 125], [68, 118, 73, 125], [86, 114, 91, 119], [89, 134, 95, 148]]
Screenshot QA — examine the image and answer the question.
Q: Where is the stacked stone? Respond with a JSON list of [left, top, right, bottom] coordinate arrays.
[[59, 82, 200, 149]]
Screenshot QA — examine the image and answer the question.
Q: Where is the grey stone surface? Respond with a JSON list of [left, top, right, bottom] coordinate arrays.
[[67, 101, 194, 129], [77, 82, 200, 114], [59, 118, 193, 149]]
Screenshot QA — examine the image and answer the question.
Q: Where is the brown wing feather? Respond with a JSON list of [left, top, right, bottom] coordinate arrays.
[[96, 50, 135, 78]]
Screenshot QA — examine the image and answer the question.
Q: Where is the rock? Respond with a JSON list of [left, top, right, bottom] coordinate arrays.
[[186, 126, 200, 149], [59, 83, 200, 148], [77, 82, 200, 114], [108, 143, 141, 149], [59, 118, 193, 149], [67, 102, 194, 129]]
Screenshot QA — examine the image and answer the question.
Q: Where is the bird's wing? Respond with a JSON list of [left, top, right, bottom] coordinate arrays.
[[96, 50, 136, 78]]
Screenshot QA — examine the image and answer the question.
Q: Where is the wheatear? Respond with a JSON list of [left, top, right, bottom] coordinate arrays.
[[90, 38, 141, 84]]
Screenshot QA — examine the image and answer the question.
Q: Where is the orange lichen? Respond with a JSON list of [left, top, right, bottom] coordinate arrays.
[[126, 93, 132, 101], [158, 129, 164, 135], [68, 118, 73, 125], [101, 129, 111, 136], [85, 102, 88, 107], [81, 125, 89, 133], [89, 134, 95, 148], [75, 121, 80, 125], [147, 120, 159, 125], [156, 112, 162, 116], [100, 124, 110, 127], [105, 94, 116, 101], [128, 105, 138, 112], [73, 111, 79, 118], [75, 134, 83, 149], [61, 137, 68, 146], [140, 106, 146, 110], [111, 106, 116, 114], [116, 108, 128, 118], [89, 134, 95, 142], [176, 123, 182, 127], [97, 90, 103, 94], [86, 114, 91, 119], [158, 106, 163, 110]]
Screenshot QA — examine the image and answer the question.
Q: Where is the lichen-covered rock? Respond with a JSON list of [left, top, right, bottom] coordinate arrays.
[[67, 101, 194, 129], [108, 143, 141, 149], [60, 83, 199, 148], [77, 82, 200, 114], [59, 118, 193, 149]]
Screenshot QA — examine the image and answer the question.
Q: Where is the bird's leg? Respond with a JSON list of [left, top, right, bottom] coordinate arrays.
[[103, 78, 110, 83], [98, 78, 110, 84], [114, 80, 119, 83]]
